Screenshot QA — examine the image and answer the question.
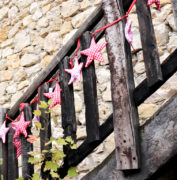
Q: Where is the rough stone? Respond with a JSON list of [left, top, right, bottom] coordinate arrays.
[[16, 0, 34, 8], [37, 17, 49, 27], [6, 84, 17, 94], [134, 62, 145, 74], [0, 59, 8, 70], [80, 0, 91, 11], [96, 69, 110, 84], [30, 2, 39, 14], [23, 15, 33, 27], [6, 54, 20, 70], [167, 13, 177, 32], [102, 85, 112, 102], [72, 7, 95, 28], [25, 64, 41, 76], [154, 24, 169, 46], [20, 54, 39, 67], [11, 91, 23, 106], [44, 32, 60, 53], [61, 0, 80, 18], [63, 29, 77, 44], [17, 80, 30, 90], [0, 71, 12, 82], [60, 21, 72, 36], [0, 28, 8, 43], [8, 6, 18, 19], [14, 68, 27, 82], [14, 30, 31, 52], [167, 34, 177, 53], [74, 93, 83, 113], [1, 38, 13, 48], [77, 127, 87, 140], [8, 22, 22, 38], [2, 47, 13, 58], [42, 4, 51, 14], [98, 102, 112, 123], [0, 82, 8, 95], [41, 55, 52, 68], [0, 95, 10, 105], [32, 8, 42, 21], [0, 7, 8, 20], [138, 104, 159, 119]]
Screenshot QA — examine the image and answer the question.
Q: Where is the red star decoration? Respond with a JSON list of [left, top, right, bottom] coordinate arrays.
[[147, 0, 161, 11], [0, 121, 9, 143], [80, 36, 108, 68], [11, 111, 31, 139], [13, 138, 21, 158], [43, 81, 62, 108], [64, 57, 83, 85]]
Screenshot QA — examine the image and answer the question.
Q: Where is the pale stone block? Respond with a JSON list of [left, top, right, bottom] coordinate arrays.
[[0, 71, 12, 82], [14, 67, 27, 82], [20, 54, 39, 67]]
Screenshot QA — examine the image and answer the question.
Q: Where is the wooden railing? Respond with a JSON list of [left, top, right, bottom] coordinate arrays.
[[1, 0, 177, 179]]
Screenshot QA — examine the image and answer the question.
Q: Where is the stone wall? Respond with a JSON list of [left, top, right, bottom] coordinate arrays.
[[0, 0, 177, 179]]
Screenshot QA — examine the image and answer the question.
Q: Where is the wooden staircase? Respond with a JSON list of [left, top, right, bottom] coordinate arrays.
[[1, 0, 177, 179]]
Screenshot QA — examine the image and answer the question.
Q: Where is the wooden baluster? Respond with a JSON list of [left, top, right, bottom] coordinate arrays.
[[21, 105, 34, 180], [59, 57, 77, 140], [80, 31, 100, 143], [136, 0, 163, 87], [103, 0, 140, 170], [171, 0, 177, 28], [38, 83, 51, 179], [0, 108, 8, 180]]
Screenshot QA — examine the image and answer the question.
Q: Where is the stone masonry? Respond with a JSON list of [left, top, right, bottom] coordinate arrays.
[[0, 0, 176, 179]]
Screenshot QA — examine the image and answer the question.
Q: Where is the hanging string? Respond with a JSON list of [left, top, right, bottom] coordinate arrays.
[[5, 113, 14, 122], [69, 37, 81, 68]]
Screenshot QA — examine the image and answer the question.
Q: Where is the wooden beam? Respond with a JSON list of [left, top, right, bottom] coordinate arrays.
[[171, 0, 177, 28], [136, 0, 163, 87], [103, 0, 140, 169], [80, 32, 100, 142], [82, 94, 177, 180]]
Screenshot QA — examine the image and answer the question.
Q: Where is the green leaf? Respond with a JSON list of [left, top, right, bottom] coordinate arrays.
[[50, 171, 59, 178], [52, 150, 65, 162], [65, 136, 74, 144], [0, 158, 3, 165], [48, 99, 53, 105], [57, 138, 67, 146], [71, 144, 77, 149], [39, 101, 48, 109], [35, 122, 44, 130], [32, 173, 40, 180], [44, 161, 59, 172], [28, 157, 35, 164], [42, 150, 49, 153], [16, 178, 24, 180], [33, 110, 41, 116], [68, 167, 78, 178]]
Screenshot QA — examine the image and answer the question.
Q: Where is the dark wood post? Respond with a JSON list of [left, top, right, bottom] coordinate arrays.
[[103, 0, 140, 170]]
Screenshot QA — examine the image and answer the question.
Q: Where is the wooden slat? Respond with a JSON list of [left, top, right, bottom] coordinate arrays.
[[38, 84, 51, 179], [21, 105, 33, 180], [136, 0, 163, 87], [59, 57, 76, 140], [0, 108, 8, 180], [103, 0, 140, 169], [80, 31, 100, 142], [7, 1, 134, 120], [171, 0, 177, 28], [59, 49, 177, 178]]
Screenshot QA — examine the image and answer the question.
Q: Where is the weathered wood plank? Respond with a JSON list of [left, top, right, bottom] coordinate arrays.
[[7, 1, 134, 120], [38, 84, 51, 179], [82, 93, 177, 180], [21, 105, 33, 180], [0, 108, 8, 180], [59, 57, 76, 140], [134, 49, 177, 106], [103, 0, 140, 169], [80, 31, 100, 142], [171, 0, 177, 28], [136, 0, 162, 87]]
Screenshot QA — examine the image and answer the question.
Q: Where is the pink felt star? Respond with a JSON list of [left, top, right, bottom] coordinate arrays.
[[0, 121, 9, 143], [147, 0, 161, 11], [13, 138, 21, 158], [43, 81, 62, 108], [125, 18, 133, 46], [64, 57, 83, 85], [11, 111, 31, 139], [80, 37, 108, 68]]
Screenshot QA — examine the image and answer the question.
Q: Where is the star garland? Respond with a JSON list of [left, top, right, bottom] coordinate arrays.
[[3, 0, 162, 159]]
